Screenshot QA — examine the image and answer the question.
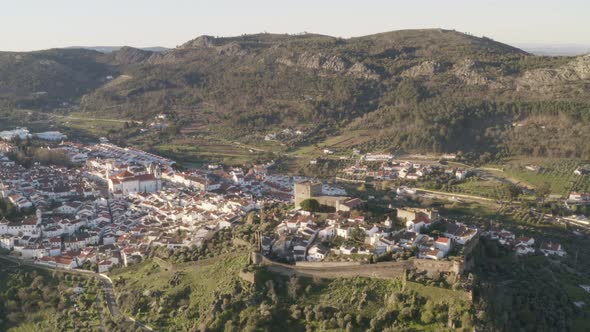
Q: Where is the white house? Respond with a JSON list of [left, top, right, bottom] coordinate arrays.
[[419, 248, 444, 260], [434, 237, 452, 254], [307, 244, 329, 261], [98, 260, 115, 273], [540, 242, 566, 257]]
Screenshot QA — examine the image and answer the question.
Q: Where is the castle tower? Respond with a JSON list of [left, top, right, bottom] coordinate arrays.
[[294, 181, 322, 206]]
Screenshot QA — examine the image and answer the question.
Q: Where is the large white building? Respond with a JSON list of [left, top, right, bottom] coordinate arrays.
[[108, 170, 161, 195], [34, 131, 68, 141]]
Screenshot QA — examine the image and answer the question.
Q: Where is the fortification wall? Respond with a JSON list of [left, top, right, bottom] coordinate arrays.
[[413, 258, 463, 275], [295, 261, 365, 268]]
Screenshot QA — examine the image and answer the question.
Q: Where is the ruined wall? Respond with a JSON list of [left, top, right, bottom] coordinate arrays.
[[413, 258, 463, 275]]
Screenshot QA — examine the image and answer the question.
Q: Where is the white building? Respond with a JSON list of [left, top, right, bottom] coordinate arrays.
[[540, 242, 566, 257], [34, 131, 68, 141], [108, 170, 160, 195]]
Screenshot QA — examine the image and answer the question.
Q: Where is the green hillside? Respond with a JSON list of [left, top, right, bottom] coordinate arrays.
[[110, 255, 473, 331], [2, 29, 590, 158]]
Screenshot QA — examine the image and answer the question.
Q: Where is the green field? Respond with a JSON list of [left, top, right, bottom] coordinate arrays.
[[453, 178, 508, 200], [289, 129, 374, 157], [55, 114, 126, 140], [486, 158, 590, 196], [110, 254, 250, 330], [154, 138, 272, 166]]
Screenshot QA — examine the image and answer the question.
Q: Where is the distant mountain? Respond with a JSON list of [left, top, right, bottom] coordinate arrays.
[[516, 43, 590, 56], [1, 29, 590, 157], [66, 46, 169, 53]]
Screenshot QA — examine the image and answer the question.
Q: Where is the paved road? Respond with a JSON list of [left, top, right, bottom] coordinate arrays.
[[101, 278, 120, 317], [95, 296, 106, 331]]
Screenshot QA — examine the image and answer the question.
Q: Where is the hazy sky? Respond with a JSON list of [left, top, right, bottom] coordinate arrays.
[[1, 0, 589, 51]]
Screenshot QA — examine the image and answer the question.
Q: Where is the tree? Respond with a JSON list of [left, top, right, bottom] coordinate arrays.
[[504, 184, 522, 201], [300, 199, 320, 212], [535, 182, 551, 204]]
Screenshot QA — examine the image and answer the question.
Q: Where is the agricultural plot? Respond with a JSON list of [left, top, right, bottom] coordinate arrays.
[[290, 129, 374, 157], [155, 138, 270, 166], [571, 174, 590, 194], [451, 178, 509, 200], [55, 115, 125, 141], [492, 158, 586, 196]]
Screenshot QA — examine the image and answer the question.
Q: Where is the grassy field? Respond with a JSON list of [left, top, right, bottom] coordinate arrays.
[[453, 178, 508, 200], [110, 254, 250, 330], [54, 114, 126, 140], [405, 281, 471, 303], [485, 158, 589, 196], [154, 138, 270, 166], [289, 129, 373, 157]]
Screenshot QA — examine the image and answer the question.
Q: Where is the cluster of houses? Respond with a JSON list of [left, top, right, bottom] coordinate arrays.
[[487, 228, 566, 257], [343, 160, 469, 181], [0, 139, 360, 273], [264, 203, 479, 263]]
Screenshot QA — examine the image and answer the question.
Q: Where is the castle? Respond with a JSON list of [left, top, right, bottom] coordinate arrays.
[[294, 181, 362, 212]]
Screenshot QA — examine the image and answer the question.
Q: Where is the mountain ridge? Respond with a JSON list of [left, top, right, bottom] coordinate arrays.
[[1, 29, 590, 157]]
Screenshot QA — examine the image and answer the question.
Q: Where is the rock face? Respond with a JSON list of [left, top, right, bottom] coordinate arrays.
[[181, 35, 216, 48], [293, 52, 349, 71], [517, 55, 590, 91], [277, 53, 379, 80], [347, 62, 380, 80], [402, 60, 443, 78], [452, 59, 502, 88], [217, 42, 247, 57], [108, 47, 154, 64]]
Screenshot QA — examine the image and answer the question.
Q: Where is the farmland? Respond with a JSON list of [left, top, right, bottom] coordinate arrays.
[[485, 158, 590, 196]]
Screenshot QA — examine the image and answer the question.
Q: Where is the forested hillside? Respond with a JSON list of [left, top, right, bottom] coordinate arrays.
[[1, 29, 590, 157]]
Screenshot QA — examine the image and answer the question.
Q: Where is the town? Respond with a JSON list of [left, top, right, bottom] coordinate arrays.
[[0, 129, 574, 277]]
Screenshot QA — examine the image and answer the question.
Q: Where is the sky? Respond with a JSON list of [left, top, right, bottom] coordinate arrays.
[[1, 0, 589, 52]]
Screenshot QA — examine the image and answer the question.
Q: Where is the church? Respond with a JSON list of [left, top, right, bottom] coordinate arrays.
[[107, 165, 161, 196]]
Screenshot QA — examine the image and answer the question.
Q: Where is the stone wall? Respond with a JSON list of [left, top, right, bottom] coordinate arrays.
[[295, 261, 365, 268], [413, 258, 463, 275]]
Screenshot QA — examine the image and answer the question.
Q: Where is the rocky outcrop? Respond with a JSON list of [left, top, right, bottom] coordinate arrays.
[[294, 52, 349, 71], [277, 53, 379, 80], [401, 60, 443, 78], [108, 46, 154, 64], [180, 35, 216, 48], [217, 42, 247, 57], [347, 62, 380, 80], [452, 59, 502, 88], [517, 55, 590, 91]]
